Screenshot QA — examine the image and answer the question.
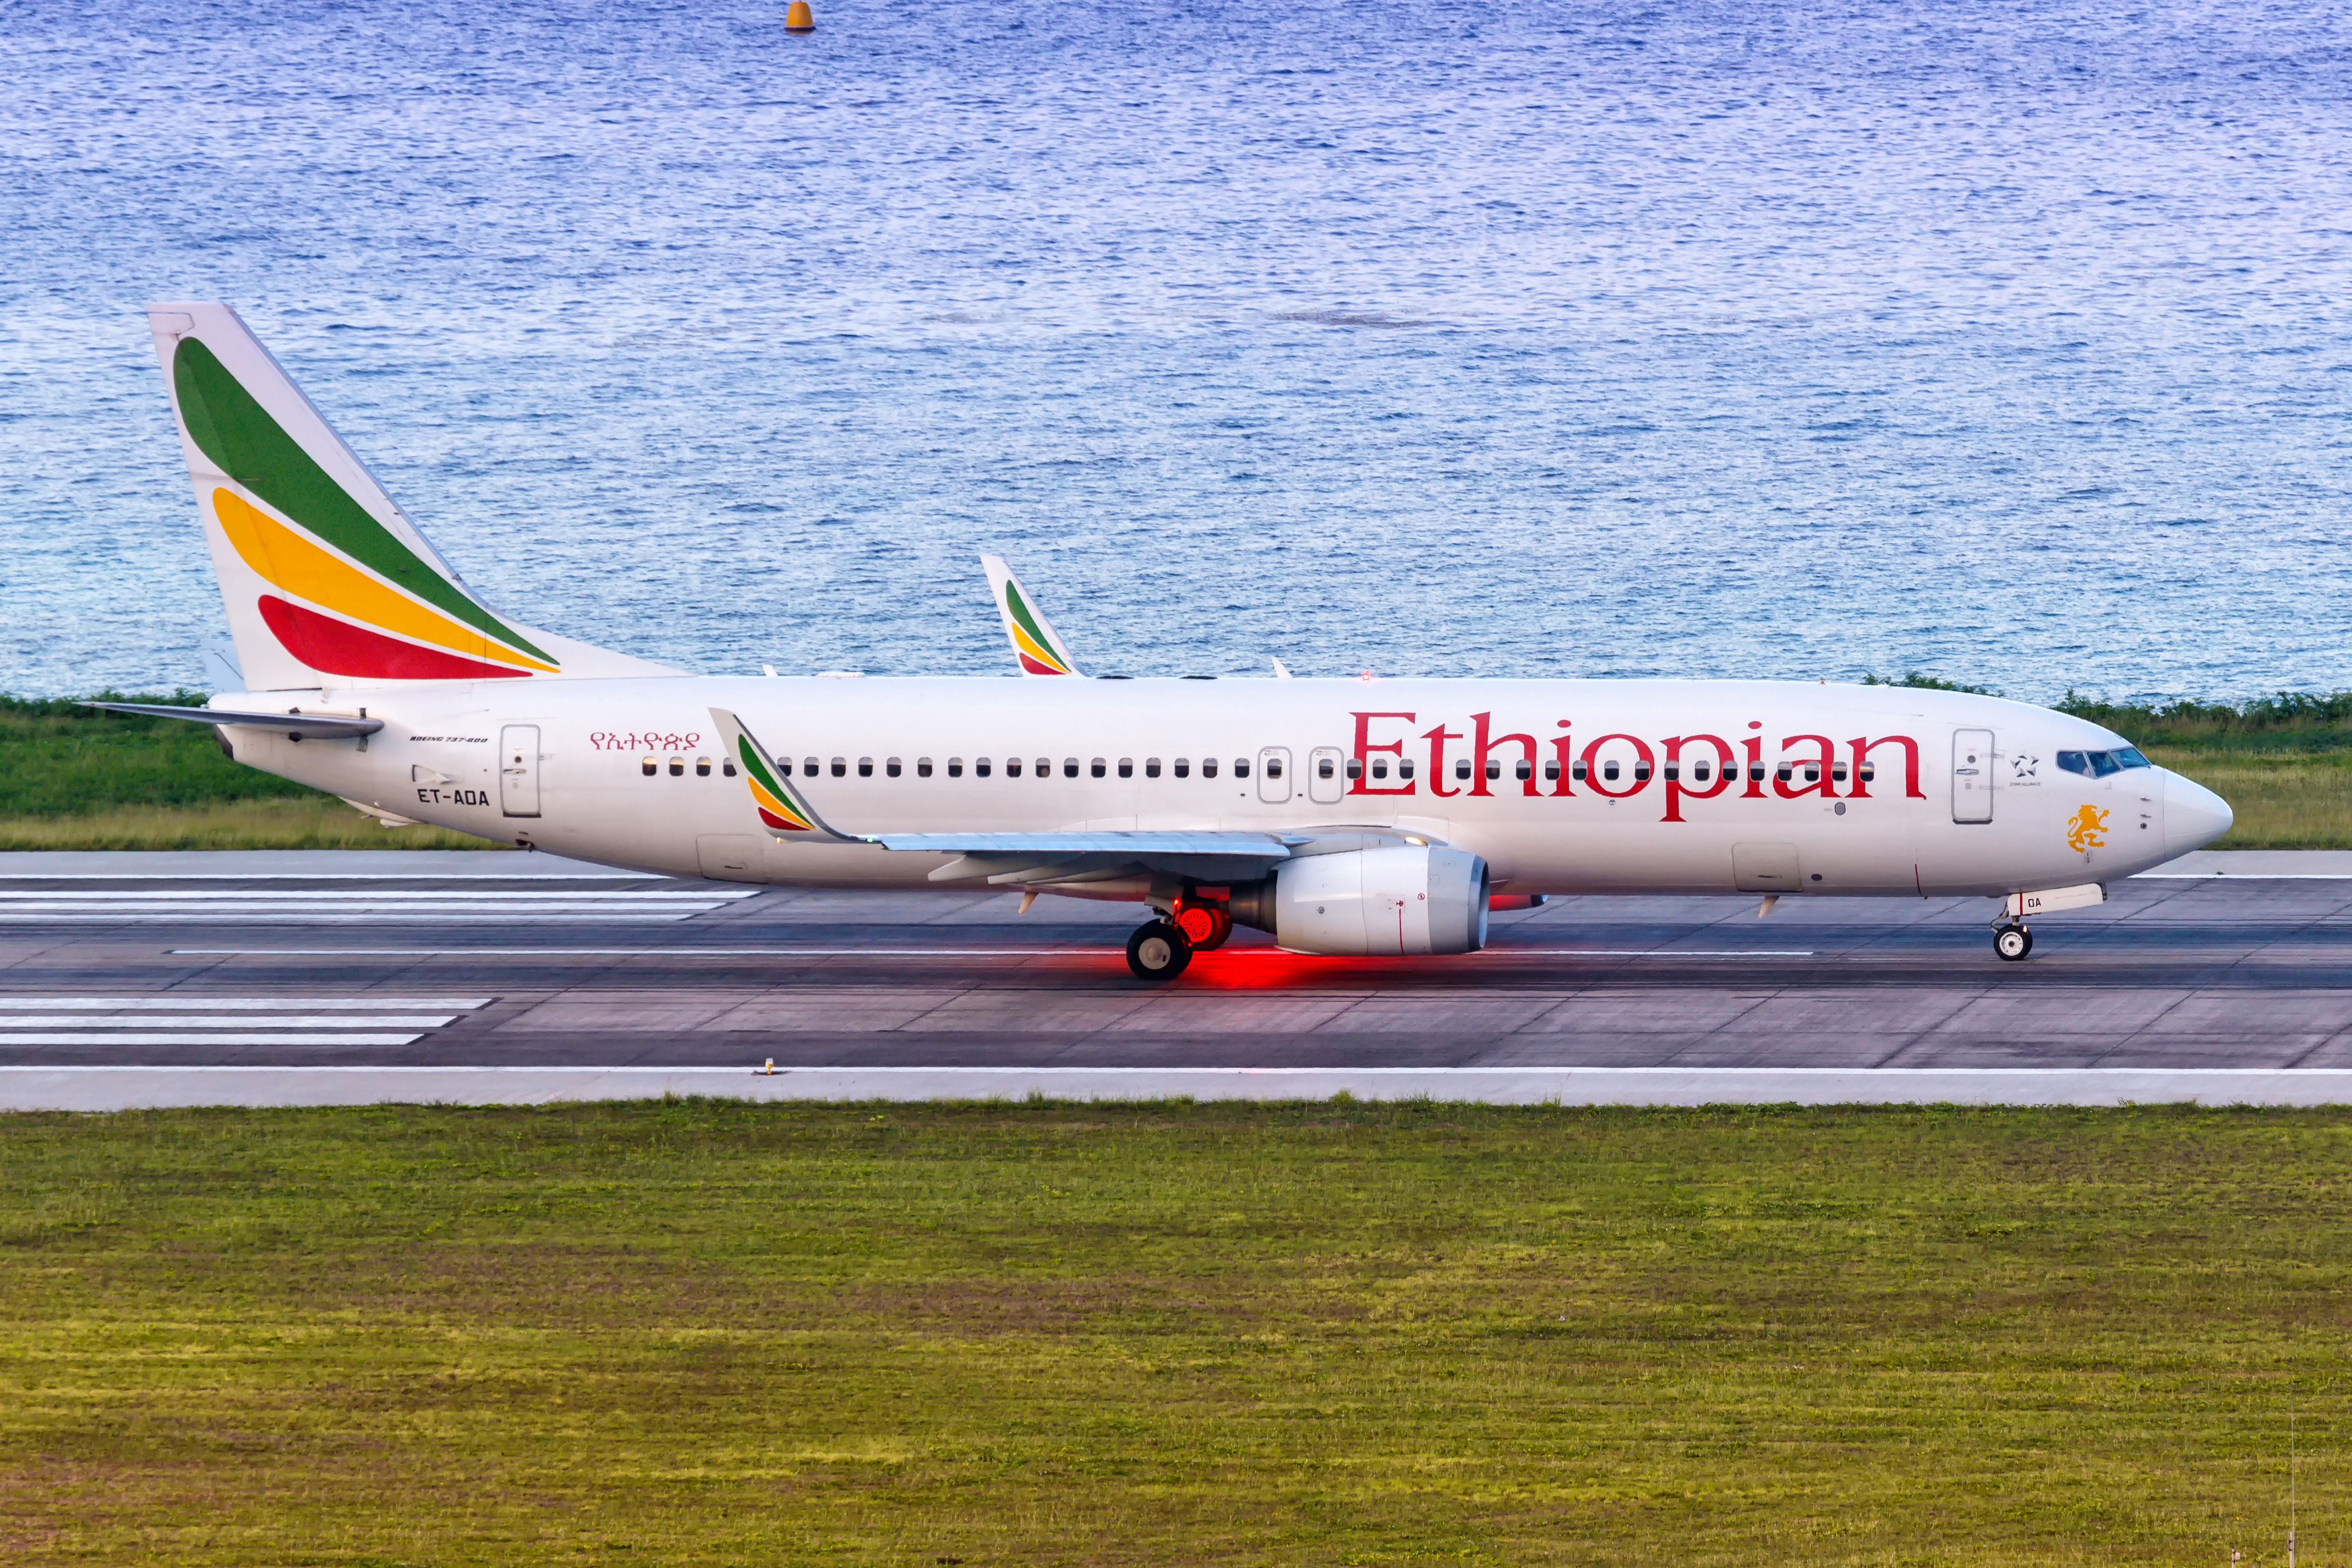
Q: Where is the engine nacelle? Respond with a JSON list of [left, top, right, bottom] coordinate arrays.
[[1230, 845, 1490, 956]]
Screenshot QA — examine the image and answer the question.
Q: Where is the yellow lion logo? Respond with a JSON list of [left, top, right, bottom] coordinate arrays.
[[2066, 804, 2110, 853]]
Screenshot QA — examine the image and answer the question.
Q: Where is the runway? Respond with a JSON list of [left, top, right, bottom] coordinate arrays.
[[4, 848, 2352, 1108]]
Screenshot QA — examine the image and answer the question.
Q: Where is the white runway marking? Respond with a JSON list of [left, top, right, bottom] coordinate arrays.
[[0, 884, 756, 922], [0, 997, 492, 1009], [0, 997, 488, 1052], [9, 1065, 2352, 1110]]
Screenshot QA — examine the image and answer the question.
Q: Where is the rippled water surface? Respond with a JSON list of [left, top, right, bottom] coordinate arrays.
[[4, 0, 2351, 698]]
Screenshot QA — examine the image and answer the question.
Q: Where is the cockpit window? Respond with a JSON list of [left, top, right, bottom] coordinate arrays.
[[2061, 747, 2153, 778]]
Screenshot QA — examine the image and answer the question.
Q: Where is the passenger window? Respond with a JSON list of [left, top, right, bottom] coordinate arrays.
[[1370, 758, 1387, 780], [1572, 761, 1588, 781], [1603, 760, 1620, 782], [858, 757, 874, 778], [1775, 763, 1792, 783], [802, 757, 818, 777], [1399, 759, 1415, 781], [1203, 758, 1219, 779], [976, 758, 992, 778], [1005, 757, 1022, 777], [1455, 758, 1472, 781], [695, 756, 711, 777], [1146, 757, 1162, 778], [641, 757, 656, 777], [1831, 763, 1847, 782], [1663, 763, 1679, 781], [948, 758, 964, 778], [1264, 757, 1280, 778], [917, 757, 934, 778], [1543, 759, 1559, 781], [1317, 757, 1334, 779], [1175, 757, 1191, 778], [1515, 759, 1532, 781], [2057, 750, 2090, 776], [1633, 762, 1651, 782], [1347, 758, 1363, 780], [723, 760, 737, 778], [1118, 758, 1133, 778], [1859, 763, 1876, 782], [1485, 760, 1502, 781], [1091, 758, 1107, 778], [668, 757, 685, 777], [830, 757, 846, 778], [887, 757, 902, 778], [1802, 765, 1818, 783], [1751, 764, 1767, 782], [1035, 757, 1048, 778], [1064, 758, 1080, 778], [1692, 761, 1710, 782], [776, 757, 793, 776]]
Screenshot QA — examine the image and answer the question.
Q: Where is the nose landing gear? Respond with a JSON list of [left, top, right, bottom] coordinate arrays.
[[1993, 922, 2034, 962], [1126, 919, 1194, 981]]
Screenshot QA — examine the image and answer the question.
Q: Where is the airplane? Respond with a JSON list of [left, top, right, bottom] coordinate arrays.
[[100, 301, 2235, 980]]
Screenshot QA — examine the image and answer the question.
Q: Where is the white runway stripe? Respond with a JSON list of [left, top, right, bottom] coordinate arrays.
[[0, 1014, 458, 1028], [0, 884, 754, 924], [0, 907, 724, 921], [0, 1033, 426, 1047], [0, 996, 485, 1051], [0, 889, 751, 901], [0, 997, 490, 1010]]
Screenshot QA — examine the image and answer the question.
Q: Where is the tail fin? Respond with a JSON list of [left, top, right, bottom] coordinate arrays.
[[148, 303, 675, 689], [980, 554, 1083, 676]]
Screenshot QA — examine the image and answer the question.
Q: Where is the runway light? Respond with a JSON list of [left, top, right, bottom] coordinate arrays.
[[758, 1057, 777, 1076]]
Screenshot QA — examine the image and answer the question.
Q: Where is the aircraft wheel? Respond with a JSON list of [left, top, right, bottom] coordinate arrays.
[[1175, 905, 1232, 951], [1994, 924, 2033, 962], [1127, 920, 1193, 982]]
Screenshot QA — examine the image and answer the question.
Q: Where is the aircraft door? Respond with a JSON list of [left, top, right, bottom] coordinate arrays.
[[1308, 745, 1345, 804], [1952, 729, 1993, 824], [500, 724, 542, 817], [1258, 747, 1292, 804]]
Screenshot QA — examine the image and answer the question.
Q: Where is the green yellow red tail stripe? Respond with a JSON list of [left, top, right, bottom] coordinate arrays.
[[709, 708, 854, 841]]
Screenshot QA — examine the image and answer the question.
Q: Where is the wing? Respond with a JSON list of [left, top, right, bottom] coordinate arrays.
[[980, 554, 1083, 676]]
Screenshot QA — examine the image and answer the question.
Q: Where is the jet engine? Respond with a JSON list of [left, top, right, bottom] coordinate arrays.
[[1228, 845, 1489, 956]]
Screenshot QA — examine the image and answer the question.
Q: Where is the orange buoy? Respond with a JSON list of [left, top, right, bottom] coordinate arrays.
[[784, 0, 814, 31]]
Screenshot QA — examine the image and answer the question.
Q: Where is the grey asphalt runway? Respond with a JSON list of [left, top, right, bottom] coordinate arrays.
[[4, 849, 2351, 1106]]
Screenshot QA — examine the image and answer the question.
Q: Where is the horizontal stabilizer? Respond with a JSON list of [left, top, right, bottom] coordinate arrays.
[[83, 700, 383, 739]]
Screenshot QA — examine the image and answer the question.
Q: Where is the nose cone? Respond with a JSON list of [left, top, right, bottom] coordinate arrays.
[[2163, 769, 2234, 856]]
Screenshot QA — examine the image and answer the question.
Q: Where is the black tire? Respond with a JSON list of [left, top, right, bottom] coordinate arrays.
[[1126, 920, 1193, 981], [1994, 925, 2033, 962]]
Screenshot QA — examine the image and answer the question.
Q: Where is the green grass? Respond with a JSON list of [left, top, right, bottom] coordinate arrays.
[[0, 694, 501, 849], [1, 1101, 2346, 1565]]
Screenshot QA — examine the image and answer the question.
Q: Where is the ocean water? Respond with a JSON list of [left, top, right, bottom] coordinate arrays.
[[4, 0, 2351, 701]]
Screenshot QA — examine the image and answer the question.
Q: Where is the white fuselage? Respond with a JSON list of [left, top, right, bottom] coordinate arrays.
[[218, 675, 2229, 899]]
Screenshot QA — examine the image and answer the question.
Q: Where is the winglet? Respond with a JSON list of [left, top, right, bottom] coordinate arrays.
[[708, 708, 861, 842], [981, 555, 1083, 676]]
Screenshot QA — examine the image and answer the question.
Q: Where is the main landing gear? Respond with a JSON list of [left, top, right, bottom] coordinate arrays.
[[1993, 922, 2034, 962], [1127, 919, 1194, 981], [1173, 903, 1232, 951]]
